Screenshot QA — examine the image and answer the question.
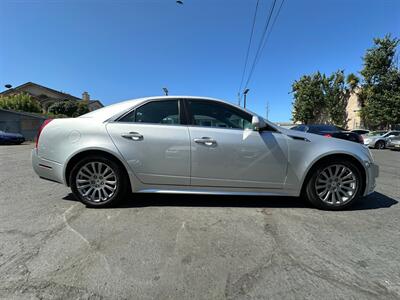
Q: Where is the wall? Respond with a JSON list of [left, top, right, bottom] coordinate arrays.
[[0, 110, 46, 140], [346, 90, 362, 130]]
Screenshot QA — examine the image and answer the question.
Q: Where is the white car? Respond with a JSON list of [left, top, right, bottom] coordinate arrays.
[[32, 96, 379, 210], [363, 130, 400, 149]]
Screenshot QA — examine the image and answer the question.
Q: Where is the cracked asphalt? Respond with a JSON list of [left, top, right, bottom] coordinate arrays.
[[0, 144, 399, 299]]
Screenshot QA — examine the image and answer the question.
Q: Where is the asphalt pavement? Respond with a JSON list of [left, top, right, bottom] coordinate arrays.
[[0, 144, 399, 299]]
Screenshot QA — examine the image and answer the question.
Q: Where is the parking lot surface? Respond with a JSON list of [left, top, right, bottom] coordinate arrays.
[[0, 144, 399, 299]]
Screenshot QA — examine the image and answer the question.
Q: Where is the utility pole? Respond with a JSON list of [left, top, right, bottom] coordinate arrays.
[[243, 89, 250, 109], [237, 92, 241, 106], [162, 87, 169, 96], [265, 100, 269, 120]]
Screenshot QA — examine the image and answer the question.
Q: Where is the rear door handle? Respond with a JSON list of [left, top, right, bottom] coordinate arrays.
[[194, 137, 217, 146], [121, 132, 143, 141]]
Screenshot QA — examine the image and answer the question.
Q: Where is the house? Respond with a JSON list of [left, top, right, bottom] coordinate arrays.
[[0, 108, 47, 140], [346, 88, 363, 130], [0, 82, 103, 112]]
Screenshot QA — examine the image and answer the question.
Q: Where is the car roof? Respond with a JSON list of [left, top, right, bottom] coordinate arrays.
[[79, 95, 260, 122]]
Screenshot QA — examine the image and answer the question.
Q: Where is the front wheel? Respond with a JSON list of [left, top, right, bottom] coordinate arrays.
[[305, 159, 363, 210], [375, 140, 385, 149], [70, 156, 127, 208]]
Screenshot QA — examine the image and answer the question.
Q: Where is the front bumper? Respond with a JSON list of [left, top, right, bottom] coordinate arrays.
[[387, 142, 400, 150], [364, 162, 379, 196], [32, 149, 64, 184]]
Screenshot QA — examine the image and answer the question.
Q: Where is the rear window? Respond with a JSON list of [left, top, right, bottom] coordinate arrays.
[[308, 125, 338, 133]]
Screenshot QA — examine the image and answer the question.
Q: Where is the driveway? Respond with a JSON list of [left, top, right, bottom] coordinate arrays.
[[0, 144, 399, 299]]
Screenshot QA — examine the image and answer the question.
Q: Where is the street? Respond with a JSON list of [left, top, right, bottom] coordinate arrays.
[[0, 144, 399, 299]]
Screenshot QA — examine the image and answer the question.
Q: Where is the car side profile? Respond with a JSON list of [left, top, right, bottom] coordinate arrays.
[[32, 96, 379, 210], [0, 130, 25, 145], [363, 130, 400, 149]]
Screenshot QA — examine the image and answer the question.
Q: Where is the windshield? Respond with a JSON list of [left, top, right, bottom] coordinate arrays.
[[367, 131, 386, 136]]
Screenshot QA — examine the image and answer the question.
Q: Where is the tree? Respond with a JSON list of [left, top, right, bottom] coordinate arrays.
[[75, 100, 90, 116], [291, 72, 325, 124], [359, 35, 400, 129], [323, 70, 348, 128], [292, 71, 350, 127], [346, 73, 359, 91], [48, 100, 78, 117], [0, 93, 42, 113]]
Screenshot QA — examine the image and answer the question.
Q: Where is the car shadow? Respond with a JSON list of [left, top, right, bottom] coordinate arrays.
[[62, 191, 397, 211]]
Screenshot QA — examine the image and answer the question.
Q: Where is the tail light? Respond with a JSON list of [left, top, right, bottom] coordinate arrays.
[[357, 134, 364, 144], [35, 119, 53, 149], [323, 134, 332, 138]]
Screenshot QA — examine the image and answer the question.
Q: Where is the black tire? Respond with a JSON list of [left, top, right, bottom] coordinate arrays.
[[305, 158, 363, 210], [70, 155, 127, 208], [375, 140, 385, 149]]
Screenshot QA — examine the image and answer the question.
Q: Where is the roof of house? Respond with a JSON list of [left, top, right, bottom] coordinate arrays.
[[88, 100, 104, 107], [0, 82, 81, 101], [0, 108, 48, 119]]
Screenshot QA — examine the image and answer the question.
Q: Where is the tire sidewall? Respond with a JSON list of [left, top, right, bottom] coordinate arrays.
[[70, 156, 126, 208], [306, 159, 363, 210], [376, 141, 385, 149]]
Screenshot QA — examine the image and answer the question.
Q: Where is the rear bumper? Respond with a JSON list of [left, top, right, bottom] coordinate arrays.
[[364, 162, 379, 196], [32, 149, 64, 184]]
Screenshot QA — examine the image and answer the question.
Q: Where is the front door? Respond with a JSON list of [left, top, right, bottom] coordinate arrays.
[[186, 99, 288, 189], [106, 99, 190, 185]]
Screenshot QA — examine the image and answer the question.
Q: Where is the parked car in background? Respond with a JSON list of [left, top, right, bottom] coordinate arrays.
[[363, 130, 400, 149], [32, 96, 378, 210], [0, 130, 25, 145], [387, 135, 400, 151], [351, 129, 369, 135], [290, 124, 364, 144]]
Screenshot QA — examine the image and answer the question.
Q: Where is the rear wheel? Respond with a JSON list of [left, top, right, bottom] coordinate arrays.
[[375, 140, 385, 149], [70, 156, 127, 208], [305, 159, 363, 210]]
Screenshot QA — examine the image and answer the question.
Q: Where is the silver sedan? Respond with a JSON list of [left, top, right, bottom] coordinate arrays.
[[32, 96, 379, 210]]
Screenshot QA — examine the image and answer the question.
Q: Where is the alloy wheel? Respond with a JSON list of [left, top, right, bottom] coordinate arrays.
[[76, 161, 118, 203], [315, 164, 358, 205]]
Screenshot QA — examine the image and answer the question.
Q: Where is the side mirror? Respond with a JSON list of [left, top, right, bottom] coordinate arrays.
[[252, 116, 266, 131]]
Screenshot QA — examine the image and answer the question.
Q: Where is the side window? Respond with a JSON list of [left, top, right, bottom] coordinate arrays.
[[292, 125, 306, 132], [119, 100, 180, 124], [188, 100, 252, 130]]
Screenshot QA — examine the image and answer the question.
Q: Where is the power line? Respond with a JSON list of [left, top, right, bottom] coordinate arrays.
[[242, 0, 278, 91], [238, 0, 260, 95], [254, 0, 285, 68]]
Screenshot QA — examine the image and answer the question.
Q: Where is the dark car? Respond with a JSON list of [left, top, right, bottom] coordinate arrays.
[[291, 124, 363, 144], [351, 129, 369, 135], [0, 130, 25, 145]]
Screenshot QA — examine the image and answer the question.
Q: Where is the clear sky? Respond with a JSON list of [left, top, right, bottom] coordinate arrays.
[[0, 0, 399, 122]]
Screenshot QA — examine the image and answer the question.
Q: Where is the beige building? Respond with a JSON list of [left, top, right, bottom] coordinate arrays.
[[346, 88, 363, 130], [0, 82, 103, 112]]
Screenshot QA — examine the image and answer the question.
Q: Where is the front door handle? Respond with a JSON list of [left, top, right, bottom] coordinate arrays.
[[194, 137, 217, 146], [121, 132, 143, 141]]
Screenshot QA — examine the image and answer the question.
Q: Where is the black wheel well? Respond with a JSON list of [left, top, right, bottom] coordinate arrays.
[[65, 150, 130, 190], [301, 154, 366, 196]]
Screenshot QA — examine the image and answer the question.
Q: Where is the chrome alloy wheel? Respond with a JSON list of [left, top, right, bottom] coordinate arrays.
[[315, 164, 358, 205], [76, 162, 117, 203]]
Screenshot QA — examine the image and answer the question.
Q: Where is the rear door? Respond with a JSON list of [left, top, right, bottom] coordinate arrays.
[[106, 99, 190, 185]]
